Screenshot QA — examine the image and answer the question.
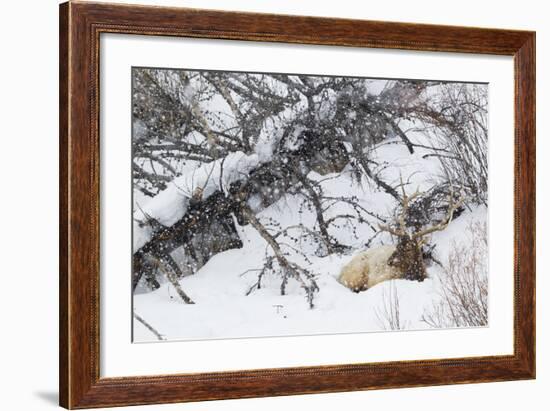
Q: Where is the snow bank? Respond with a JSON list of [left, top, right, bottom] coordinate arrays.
[[134, 246, 437, 341], [134, 176, 487, 342]]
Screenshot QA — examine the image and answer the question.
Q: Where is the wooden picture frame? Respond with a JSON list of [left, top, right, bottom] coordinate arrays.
[[59, 1, 535, 408]]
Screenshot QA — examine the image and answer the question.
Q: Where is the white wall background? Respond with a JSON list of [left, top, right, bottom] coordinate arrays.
[[0, 1, 546, 410]]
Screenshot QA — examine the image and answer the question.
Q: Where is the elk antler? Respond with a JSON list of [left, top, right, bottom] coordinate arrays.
[[412, 188, 464, 239], [378, 176, 422, 237]]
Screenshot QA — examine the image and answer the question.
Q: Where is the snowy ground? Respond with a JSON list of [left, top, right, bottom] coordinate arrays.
[[133, 138, 488, 342]]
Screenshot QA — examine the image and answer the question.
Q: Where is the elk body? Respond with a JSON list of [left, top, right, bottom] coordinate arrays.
[[338, 186, 462, 292]]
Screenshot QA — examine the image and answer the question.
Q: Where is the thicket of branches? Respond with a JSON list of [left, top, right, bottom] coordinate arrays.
[[422, 221, 489, 328], [132, 68, 488, 308]]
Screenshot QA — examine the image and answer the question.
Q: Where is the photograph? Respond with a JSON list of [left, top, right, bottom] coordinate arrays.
[[131, 68, 489, 342]]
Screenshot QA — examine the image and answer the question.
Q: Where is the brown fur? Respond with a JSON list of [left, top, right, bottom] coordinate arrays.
[[387, 235, 427, 282]]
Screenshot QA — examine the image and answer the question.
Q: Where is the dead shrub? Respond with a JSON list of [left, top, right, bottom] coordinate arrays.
[[422, 220, 488, 328]]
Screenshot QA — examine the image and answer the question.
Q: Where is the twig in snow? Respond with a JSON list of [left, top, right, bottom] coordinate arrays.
[[133, 311, 166, 341]]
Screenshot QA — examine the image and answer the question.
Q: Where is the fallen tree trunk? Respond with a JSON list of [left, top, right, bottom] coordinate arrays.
[[132, 129, 394, 298], [132, 191, 240, 291]]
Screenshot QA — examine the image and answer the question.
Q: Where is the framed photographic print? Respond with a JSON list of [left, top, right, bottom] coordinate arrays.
[[59, 1, 535, 409]]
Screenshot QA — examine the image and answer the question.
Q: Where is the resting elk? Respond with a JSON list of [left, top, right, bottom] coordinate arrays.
[[338, 187, 463, 292]]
